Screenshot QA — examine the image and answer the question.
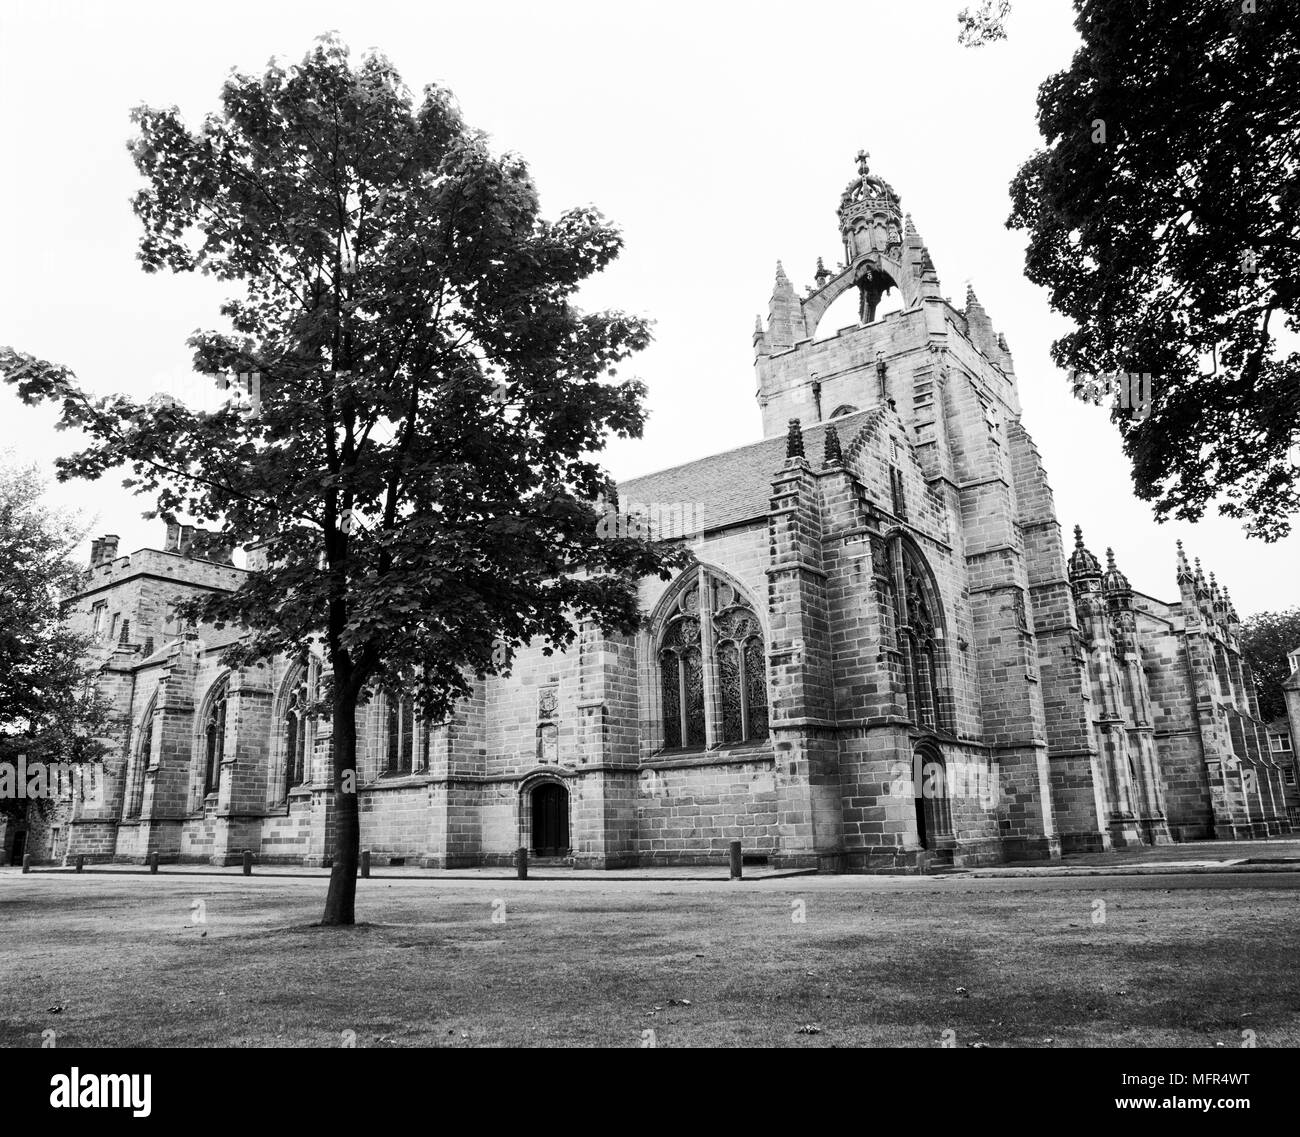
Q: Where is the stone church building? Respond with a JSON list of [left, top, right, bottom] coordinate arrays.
[[13, 155, 1298, 870]]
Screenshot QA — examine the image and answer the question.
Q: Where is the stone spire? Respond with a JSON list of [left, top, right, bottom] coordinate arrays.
[[1176, 539, 1194, 584], [1068, 524, 1102, 581], [767, 260, 803, 350], [814, 256, 831, 287], [1210, 572, 1229, 624], [823, 423, 842, 466], [785, 418, 805, 460], [1102, 547, 1132, 597], [964, 284, 1000, 360], [1223, 588, 1241, 632]]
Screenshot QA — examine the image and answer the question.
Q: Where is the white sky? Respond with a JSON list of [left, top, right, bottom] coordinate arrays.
[[2, 0, 1296, 614]]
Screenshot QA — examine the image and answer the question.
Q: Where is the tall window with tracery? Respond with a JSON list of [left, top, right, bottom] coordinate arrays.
[[659, 571, 768, 750], [385, 694, 423, 775], [128, 704, 155, 818], [284, 674, 309, 795], [201, 680, 228, 797], [876, 538, 947, 732]]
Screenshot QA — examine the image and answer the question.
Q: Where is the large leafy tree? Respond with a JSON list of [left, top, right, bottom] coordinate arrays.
[[0, 36, 687, 923], [1008, 0, 1300, 539], [0, 458, 108, 823], [1239, 608, 1300, 723]]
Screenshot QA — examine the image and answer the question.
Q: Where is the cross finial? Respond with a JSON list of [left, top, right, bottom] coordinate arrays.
[[1074, 524, 1084, 548], [856, 149, 870, 178]]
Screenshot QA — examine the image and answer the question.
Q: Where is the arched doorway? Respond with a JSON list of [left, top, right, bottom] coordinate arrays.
[[531, 782, 570, 857], [914, 746, 953, 851]]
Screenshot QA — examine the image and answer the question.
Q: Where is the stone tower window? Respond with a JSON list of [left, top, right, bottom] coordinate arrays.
[[201, 679, 229, 797], [658, 571, 768, 750]]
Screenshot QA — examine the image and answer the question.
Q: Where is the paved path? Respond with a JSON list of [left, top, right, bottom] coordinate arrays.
[[6, 836, 1298, 885], [4, 866, 1298, 896]]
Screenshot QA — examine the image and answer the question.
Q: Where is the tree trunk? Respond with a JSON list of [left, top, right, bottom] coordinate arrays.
[[321, 681, 360, 926]]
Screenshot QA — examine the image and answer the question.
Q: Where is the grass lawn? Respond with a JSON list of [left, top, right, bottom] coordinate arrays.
[[2, 873, 1297, 1048]]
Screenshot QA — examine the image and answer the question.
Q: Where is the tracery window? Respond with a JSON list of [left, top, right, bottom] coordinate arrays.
[[201, 679, 228, 797], [380, 692, 434, 776], [876, 537, 948, 732], [659, 570, 768, 750], [127, 702, 155, 818], [284, 674, 309, 795]]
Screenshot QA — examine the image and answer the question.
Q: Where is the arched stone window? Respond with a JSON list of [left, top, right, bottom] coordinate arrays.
[[876, 536, 949, 732], [282, 666, 310, 797], [829, 404, 859, 419], [126, 698, 156, 819], [201, 678, 229, 798], [658, 569, 768, 750]]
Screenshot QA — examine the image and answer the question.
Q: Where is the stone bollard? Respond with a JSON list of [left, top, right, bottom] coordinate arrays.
[[242, 849, 253, 876], [517, 846, 528, 880], [360, 850, 370, 879], [149, 852, 159, 874], [75, 855, 84, 873], [22, 853, 32, 874], [729, 840, 743, 880]]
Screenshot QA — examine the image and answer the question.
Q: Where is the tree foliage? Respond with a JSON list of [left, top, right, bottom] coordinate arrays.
[[1239, 607, 1300, 723], [0, 36, 690, 919], [1008, 0, 1300, 539], [958, 0, 1011, 47], [0, 457, 108, 820]]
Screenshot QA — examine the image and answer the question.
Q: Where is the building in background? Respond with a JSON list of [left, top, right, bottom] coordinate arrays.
[[23, 155, 1295, 870]]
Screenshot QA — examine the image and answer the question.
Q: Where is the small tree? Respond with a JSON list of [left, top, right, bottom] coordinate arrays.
[[0, 457, 108, 824], [1, 36, 689, 923], [1008, 0, 1300, 539], [1239, 608, 1300, 724]]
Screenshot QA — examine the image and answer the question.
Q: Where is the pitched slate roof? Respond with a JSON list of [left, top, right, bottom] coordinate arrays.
[[618, 408, 876, 537]]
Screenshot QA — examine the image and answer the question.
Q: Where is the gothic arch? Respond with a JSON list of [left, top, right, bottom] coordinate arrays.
[[875, 531, 953, 733], [913, 741, 954, 850], [650, 564, 769, 752], [517, 768, 573, 856], [193, 672, 232, 807], [802, 256, 920, 340], [270, 661, 312, 807], [125, 690, 159, 819]]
